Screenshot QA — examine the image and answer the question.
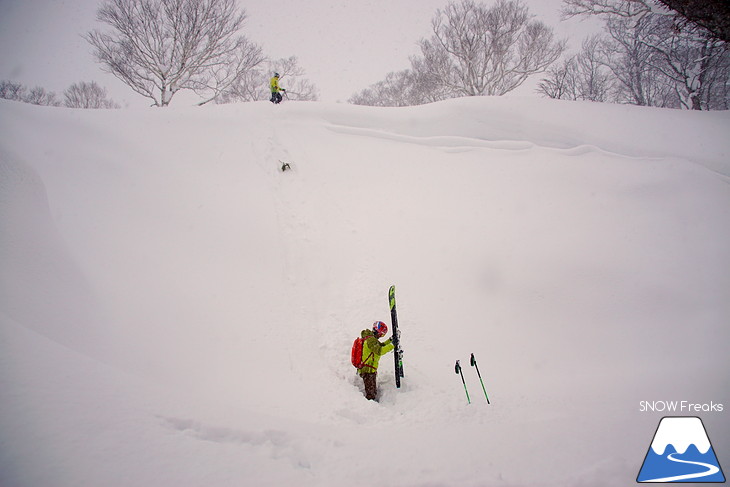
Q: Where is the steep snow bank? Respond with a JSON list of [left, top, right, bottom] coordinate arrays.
[[1, 97, 728, 486]]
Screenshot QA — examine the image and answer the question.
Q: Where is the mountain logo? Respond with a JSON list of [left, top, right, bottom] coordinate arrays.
[[637, 416, 725, 483]]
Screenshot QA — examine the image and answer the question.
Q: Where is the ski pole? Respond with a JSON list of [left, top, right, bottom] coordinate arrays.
[[455, 360, 470, 404], [470, 353, 490, 404]]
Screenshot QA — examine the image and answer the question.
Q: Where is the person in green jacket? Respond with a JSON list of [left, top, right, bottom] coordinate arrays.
[[269, 72, 286, 104], [358, 321, 394, 400]]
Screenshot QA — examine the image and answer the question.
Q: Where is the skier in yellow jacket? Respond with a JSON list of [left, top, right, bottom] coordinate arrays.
[[358, 321, 394, 400], [269, 73, 286, 104]]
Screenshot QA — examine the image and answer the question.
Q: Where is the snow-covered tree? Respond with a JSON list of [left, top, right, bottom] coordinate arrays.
[[24, 86, 61, 107], [216, 56, 319, 103], [538, 57, 580, 100], [420, 0, 566, 97], [351, 0, 565, 106], [602, 12, 676, 107], [86, 0, 264, 107], [64, 81, 120, 109], [538, 35, 614, 102], [192, 37, 265, 106], [575, 35, 615, 101], [350, 70, 421, 107], [0, 80, 26, 102], [641, 16, 727, 109], [562, 0, 729, 110]]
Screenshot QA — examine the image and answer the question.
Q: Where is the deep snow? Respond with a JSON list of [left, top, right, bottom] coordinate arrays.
[[1, 96, 729, 487]]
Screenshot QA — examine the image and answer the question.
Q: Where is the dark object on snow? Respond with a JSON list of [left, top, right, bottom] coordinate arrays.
[[280, 161, 291, 172]]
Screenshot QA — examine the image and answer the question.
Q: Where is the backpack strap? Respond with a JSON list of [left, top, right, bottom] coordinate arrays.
[[360, 348, 376, 371]]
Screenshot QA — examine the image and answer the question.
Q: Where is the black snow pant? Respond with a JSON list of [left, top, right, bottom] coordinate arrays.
[[270, 92, 282, 104]]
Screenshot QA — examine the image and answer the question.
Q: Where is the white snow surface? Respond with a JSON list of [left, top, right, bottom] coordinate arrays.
[[1, 96, 729, 487]]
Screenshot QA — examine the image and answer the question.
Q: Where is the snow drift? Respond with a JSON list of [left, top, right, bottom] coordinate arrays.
[[1, 96, 729, 487]]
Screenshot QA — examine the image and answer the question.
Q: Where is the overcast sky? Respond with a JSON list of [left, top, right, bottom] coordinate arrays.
[[0, 0, 602, 107]]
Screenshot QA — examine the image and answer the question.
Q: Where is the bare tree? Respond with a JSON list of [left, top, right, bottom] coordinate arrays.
[[216, 69, 267, 103], [575, 35, 615, 101], [351, 0, 565, 106], [350, 70, 416, 106], [419, 0, 566, 97], [562, 0, 668, 19], [218, 56, 318, 103], [538, 56, 580, 100], [24, 86, 61, 107], [64, 81, 120, 109], [701, 47, 730, 109], [538, 35, 614, 101], [268, 57, 318, 102], [349, 62, 456, 107], [86, 0, 264, 107], [409, 55, 455, 103], [641, 17, 728, 109], [1, 81, 60, 106], [601, 12, 676, 106], [563, 0, 729, 109], [193, 36, 265, 105], [0, 80, 26, 101]]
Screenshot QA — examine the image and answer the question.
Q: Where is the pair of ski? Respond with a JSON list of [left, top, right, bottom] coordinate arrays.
[[455, 354, 490, 404], [389, 285, 404, 388]]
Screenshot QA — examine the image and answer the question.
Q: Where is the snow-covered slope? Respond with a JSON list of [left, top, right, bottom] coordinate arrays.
[[1, 97, 729, 487]]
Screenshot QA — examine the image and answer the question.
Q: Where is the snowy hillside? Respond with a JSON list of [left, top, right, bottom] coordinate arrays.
[[1, 97, 729, 487]]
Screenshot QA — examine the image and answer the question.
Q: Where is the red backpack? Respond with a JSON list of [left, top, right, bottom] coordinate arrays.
[[351, 336, 373, 369]]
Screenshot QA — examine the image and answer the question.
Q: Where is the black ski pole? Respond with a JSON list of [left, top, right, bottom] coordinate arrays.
[[470, 353, 490, 404], [455, 360, 470, 404]]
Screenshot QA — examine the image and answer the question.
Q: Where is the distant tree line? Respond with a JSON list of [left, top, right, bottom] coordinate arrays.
[[85, 0, 317, 107], [538, 0, 729, 110], [350, 0, 567, 106], [0, 80, 120, 109], [350, 0, 728, 110]]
